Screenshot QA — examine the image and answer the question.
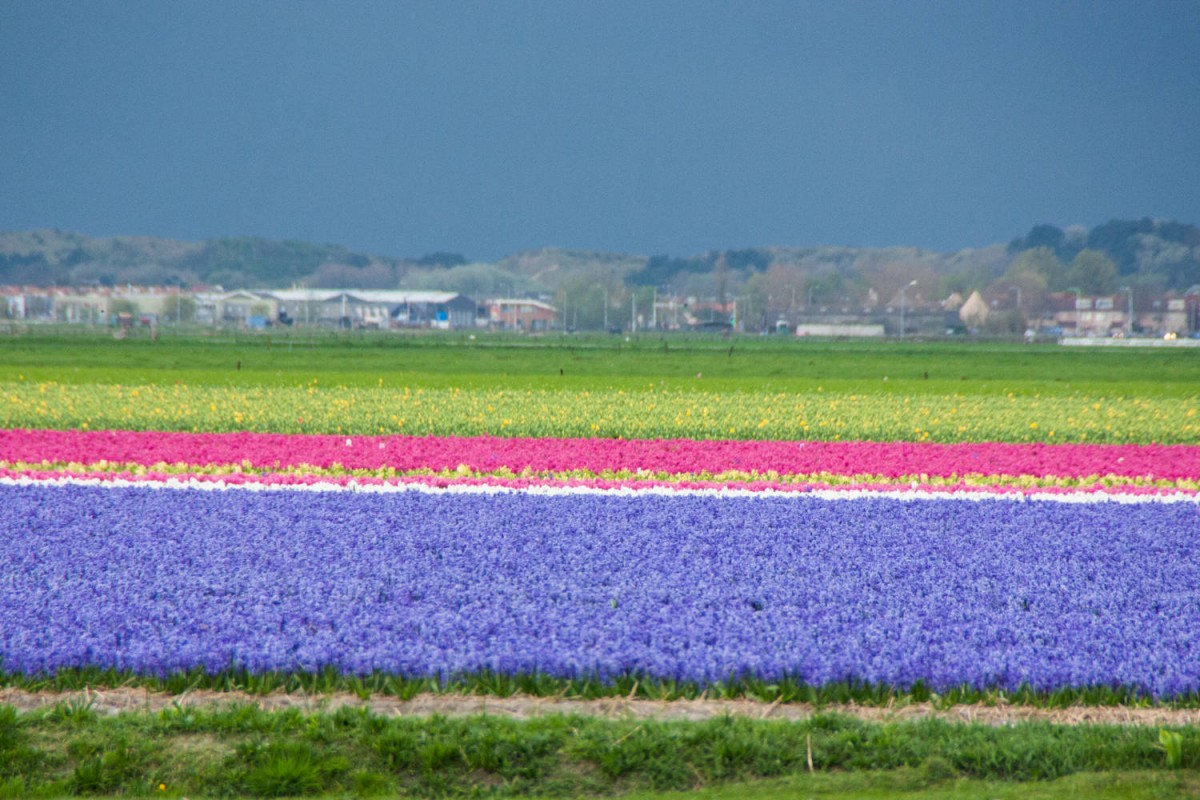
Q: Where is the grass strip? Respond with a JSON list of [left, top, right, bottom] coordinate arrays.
[[1, 702, 1198, 798], [626, 769, 1200, 799], [4, 668, 1200, 710], [3, 332, 1199, 398]]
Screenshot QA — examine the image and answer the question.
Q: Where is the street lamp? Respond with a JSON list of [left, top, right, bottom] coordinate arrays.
[[1007, 284, 1022, 312], [899, 280, 917, 338]]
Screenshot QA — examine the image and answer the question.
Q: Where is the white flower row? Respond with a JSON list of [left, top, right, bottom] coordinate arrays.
[[2, 473, 1197, 505]]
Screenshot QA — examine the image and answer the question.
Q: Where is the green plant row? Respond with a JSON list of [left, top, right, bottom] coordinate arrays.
[[5, 667, 1200, 710], [3, 333, 1199, 398], [5, 380, 1198, 442], [1, 701, 1197, 798]]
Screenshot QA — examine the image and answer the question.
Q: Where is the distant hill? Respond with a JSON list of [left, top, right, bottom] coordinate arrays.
[[1, 220, 1196, 303], [0, 230, 411, 290]]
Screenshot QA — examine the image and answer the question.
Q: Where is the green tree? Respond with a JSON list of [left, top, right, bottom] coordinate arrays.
[[741, 272, 772, 332], [1068, 249, 1119, 295], [804, 272, 845, 307], [1005, 247, 1066, 290], [556, 274, 611, 331], [984, 308, 1028, 336], [416, 252, 468, 268], [1008, 223, 1064, 254]]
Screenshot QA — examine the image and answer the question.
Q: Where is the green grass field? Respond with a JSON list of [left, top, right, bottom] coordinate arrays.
[[4, 330, 1197, 442], [0, 704, 1196, 799], [2, 329, 1198, 397]]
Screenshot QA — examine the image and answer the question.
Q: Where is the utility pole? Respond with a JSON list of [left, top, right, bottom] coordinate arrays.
[[715, 253, 728, 323], [631, 293, 636, 332], [899, 280, 917, 338], [603, 287, 608, 331], [1068, 287, 1082, 335], [1007, 284, 1021, 312]]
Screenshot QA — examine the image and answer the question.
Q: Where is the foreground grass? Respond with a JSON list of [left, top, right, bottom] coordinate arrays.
[[631, 769, 1200, 799], [0, 703, 1196, 798]]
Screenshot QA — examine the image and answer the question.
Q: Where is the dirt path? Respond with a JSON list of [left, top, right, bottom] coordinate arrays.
[[3, 687, 1199, 727]]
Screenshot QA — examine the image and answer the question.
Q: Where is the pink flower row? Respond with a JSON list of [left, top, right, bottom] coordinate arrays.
[[1, 428, 1196, 481]]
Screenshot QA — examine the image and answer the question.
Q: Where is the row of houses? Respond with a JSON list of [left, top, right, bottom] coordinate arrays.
[[4, 284, 1198, 338], [963, 289, 1200, 338], [0, 286, 558, 332], [756, 288, 1200, 339]]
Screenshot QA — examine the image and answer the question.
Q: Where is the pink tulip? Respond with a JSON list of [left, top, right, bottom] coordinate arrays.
[[0, 428, 1196, 482]]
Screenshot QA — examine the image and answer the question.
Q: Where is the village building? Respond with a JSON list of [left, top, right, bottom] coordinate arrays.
[[190, 290, 274, 327], [957, 290, 990, 330], [484, 298, 557, 331], [2, 283, 1198, 339], [265, 290, 479, 329], [1031, 291, 1191, 338], [41, 286, 189, 326]]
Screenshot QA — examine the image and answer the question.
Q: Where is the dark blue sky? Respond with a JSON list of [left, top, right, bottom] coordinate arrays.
[[2, 0, 1198, 261]]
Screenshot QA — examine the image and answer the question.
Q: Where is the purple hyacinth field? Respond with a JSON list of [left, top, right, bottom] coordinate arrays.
[[4, 482, 1199, 697]]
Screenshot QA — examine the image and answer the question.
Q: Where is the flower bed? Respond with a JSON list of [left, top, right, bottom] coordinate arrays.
[[3, 429, 1198, 695], [2, 481, 1198, 697], [4, 381, 1197, 442], [2, 428, 1197, 495]]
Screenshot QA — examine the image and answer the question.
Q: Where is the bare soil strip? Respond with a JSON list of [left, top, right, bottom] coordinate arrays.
[[4, 688, 1199, 727]]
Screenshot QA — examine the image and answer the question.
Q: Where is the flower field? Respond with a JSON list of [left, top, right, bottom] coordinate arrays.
[[4, 482, 1199, 697], [2, 339, 1199, 703], [2, 428, 1199, 495], [2, 379, 1198, 442]]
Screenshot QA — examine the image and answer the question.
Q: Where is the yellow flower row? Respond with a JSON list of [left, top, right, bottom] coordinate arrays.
[[2, 382, 1195, 443], [4, 459, 1197, 491]]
